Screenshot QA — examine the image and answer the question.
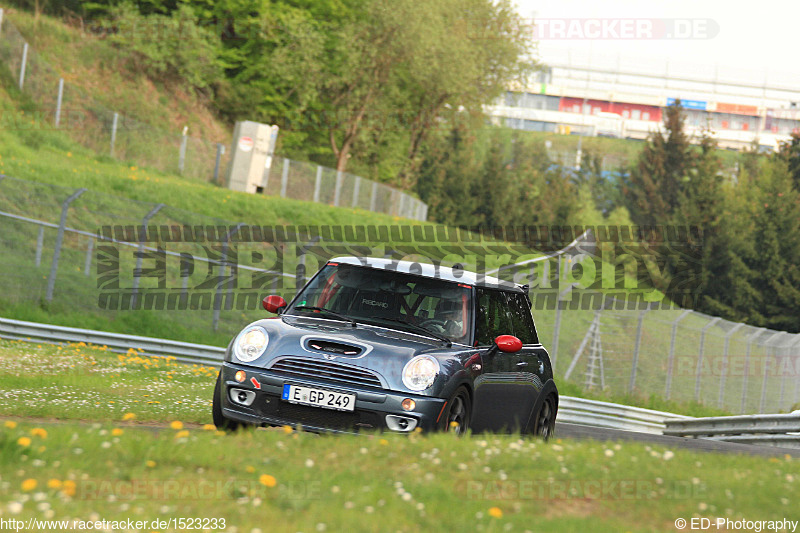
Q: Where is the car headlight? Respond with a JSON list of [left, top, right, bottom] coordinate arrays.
[[402, 355, 440, 391], [233, 325, 269, 363]]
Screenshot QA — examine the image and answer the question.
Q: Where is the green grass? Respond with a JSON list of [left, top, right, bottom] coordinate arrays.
[[5, 10, 230, 143], [0, 339, 216, 424], [1, 417, 798, 532]]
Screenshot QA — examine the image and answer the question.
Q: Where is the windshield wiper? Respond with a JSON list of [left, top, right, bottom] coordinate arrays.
[[292, 306, 357, 327], [378, 318, 452, 347]]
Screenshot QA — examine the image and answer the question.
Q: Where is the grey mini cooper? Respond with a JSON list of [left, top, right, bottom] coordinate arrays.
[[212, 257, 558, 437]]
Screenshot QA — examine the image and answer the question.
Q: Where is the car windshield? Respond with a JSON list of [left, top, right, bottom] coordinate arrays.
[[286, 263, 474, 345]]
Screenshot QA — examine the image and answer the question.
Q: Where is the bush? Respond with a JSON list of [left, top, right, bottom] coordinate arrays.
[[101, 3, 223, 93]]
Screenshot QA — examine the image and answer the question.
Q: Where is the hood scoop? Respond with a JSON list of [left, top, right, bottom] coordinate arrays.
[[305, 339, 365, 358]]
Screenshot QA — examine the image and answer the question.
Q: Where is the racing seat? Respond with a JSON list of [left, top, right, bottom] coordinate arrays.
[[351, 288, 402, 320]]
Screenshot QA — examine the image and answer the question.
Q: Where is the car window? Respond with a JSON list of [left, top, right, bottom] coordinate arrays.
[[475, 289, 514, 346], [290, 264, 473, 344], [505, 292, 539, 345]]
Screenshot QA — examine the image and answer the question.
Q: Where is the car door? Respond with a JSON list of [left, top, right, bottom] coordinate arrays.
[[505, 290, 549, 429], [470, 288, 526, 433]]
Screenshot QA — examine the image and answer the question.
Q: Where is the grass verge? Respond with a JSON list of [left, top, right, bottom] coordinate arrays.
[[1, 417, 797, 532]]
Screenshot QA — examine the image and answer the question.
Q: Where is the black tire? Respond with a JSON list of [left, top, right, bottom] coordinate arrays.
[[440, 387, 471, 435], [212, 371, 244, 432], [531, 395, 556, 440]]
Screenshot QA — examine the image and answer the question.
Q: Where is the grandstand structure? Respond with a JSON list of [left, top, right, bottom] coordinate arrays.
[[486, 52, 800, 151]]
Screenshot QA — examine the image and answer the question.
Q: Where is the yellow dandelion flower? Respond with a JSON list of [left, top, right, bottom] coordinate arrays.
[[21, 479, 37, 492], [170, 421, 184, 430], [174, 430, 190, 439], [47, 479, 62, 490], [146, 460, 156, 468], [122, 413, 136, 421], [282, 425, 293, 434], [61, 480, 77, 497], [4, 420, 17, 429], [488, 507, 503, 519], [259, 474, 277, 487], [112, 428, 124, 437], [202, 424, 216, 431], [30, 428, 48, 439], [17, 436, 31, 447]]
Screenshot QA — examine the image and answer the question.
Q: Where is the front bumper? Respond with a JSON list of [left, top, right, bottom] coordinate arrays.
[[219, 362, 447, 434]]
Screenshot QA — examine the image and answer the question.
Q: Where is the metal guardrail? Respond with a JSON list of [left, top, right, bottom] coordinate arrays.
[[558, 396, 692, 435], [7, 315, 800, 446], [664, 415, 800, 448], [1, 315, 692, 434], [0, 317, 225, 365]]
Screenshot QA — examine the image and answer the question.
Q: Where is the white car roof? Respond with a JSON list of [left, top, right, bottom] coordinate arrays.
[[329, 256, 523, 291]]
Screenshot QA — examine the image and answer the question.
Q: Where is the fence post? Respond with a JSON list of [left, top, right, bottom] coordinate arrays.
[[664, 309, 693, 400], [793, 336, 800, 408], [693, 317, 721, 401], [131, 204, 165, 308], [295, 236, 320, 295], [19, 42, 28, 90], [369, 181, 378, 212], [46, 188, 87, 302], [313, 166, 322, 203], [718, 322, 744, 408], [333, 171, 343, 206], [551, 280, 577, 374], [759, 331, 784, 413], [180, 253, 192, 308], [55, 78, 64, 128], [212, 223, 245, 332], [84, 237, 94, 276], [741, 327, 766, 414], [213, 144, 225, 184], [778, 336, 794, 410], [110, 113, 119, 157], [280, 158, 290, 198], [178, 126, 188, 174], [352, 176, 361, 208], [35, 226, 44, 267], [628, 309, 649, 393]]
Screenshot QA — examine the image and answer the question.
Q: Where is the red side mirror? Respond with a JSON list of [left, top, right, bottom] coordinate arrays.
[[263, 295, 287, 314], [495, 335, 522, 353]]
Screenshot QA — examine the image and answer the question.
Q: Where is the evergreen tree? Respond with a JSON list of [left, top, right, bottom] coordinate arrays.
[[623, 101, 692, 225], [775, 132, 800, 191]]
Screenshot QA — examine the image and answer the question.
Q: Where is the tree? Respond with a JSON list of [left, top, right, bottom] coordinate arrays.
[[623, 101, 692, 225], [775, 132, 800, 191]]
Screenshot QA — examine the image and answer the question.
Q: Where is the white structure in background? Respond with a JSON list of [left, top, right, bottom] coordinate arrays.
[[226, 121, 280, 194], [487, 53, 800, 152]]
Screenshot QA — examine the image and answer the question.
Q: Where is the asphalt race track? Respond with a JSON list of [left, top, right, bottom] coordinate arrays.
[[556, 422, 800, 457]]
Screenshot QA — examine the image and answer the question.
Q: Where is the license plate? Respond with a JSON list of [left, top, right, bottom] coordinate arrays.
[[281, 384, 356, 412]]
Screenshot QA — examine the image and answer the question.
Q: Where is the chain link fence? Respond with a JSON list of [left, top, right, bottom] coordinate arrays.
[[549, 296, 800, 415], [0, 175, 298, 342], [0, 10, 427, 220], [1, 173, 799, 413]]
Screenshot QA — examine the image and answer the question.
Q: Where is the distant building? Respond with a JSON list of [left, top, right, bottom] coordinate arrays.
[[487, 59, 800, 152]]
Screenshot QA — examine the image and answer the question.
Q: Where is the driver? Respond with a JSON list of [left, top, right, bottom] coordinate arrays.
[[433, 298, 465, 340]]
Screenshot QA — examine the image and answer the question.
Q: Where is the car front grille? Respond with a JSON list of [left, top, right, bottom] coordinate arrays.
[[258, 395, 382, 431], [268, 357, 384, 389]]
